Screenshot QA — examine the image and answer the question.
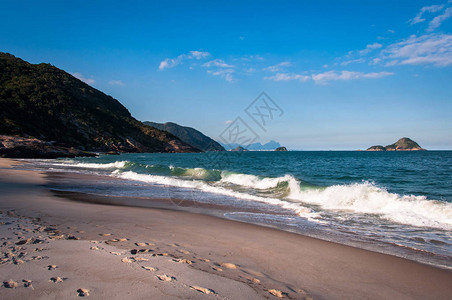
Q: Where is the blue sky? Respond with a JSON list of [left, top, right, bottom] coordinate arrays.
[[1, 0, 452, 149]]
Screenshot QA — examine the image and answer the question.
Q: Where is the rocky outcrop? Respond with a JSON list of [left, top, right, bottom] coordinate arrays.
[[367, 145, 386, 151], [367, 138, 426, 151], [275, 146, 287, 151], [0, 53, 199, 154], [0, 135, 97, 158]]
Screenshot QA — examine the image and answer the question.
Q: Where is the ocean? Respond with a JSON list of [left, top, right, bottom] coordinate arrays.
[[24, 151, 452, 269]]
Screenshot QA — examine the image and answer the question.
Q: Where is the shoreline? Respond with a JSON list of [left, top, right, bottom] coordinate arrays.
[[1, 158, 452, 299]]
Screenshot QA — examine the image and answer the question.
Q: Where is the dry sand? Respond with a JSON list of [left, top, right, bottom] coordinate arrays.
[[1, 158, 451, 299]]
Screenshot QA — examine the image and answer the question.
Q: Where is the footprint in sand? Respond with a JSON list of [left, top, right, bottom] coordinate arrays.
[[199, 258, 210, 262], [50, 277, 66, 283], [22, 279, 33, 288], [90, 246, 100, 250], [77, 288, 90, 297], [268, 289, 284, 298], [177, 249, 190, 254], [135, 242, 154, 247], [3, 280, 18, 288], [220, 263, 237, 269], [121, 257, 135, 263], [99, 233, 112, 237], [110, 252, 121, 256], [171, 258, 193, 265], [134, 257, 149, 262], [142, 266, 158, 272], [156, 274, 176, 282], [212, 266, 223, 272], [190, 285, 215, 295], [47, 265, 57, 270]]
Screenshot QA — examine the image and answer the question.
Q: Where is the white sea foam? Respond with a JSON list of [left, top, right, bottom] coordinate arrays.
[[58, 161, 129, 169], [287, 180, 452, 230], [114, 170, 322, 222], [220, 173, 296, 189]]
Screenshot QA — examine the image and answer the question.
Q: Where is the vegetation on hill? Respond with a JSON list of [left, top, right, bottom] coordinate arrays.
[[0, 53, 198, 153], [144, 121, 224, 152]]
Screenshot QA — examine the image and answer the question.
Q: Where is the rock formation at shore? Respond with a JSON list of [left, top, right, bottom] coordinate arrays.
[[144, 121, 224, 152], [0, 135, 96, 158], [367, 138, 426, 151], [0, 53, 199, 155]]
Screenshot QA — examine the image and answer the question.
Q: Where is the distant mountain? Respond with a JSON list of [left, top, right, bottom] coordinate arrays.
[[0, 53, 198, 153], [367, 138, 426, 151], [143, 121, 224, 152], [218, 140, 281, 151]]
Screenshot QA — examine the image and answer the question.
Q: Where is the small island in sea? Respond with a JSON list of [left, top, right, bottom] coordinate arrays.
[[367, 137, 426, 151]]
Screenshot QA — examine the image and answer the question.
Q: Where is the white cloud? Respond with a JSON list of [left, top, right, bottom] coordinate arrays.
[[71, 72, 95, 85], [263, 61, 292, 72], [382, 33, 452, 66], [189, 51, 210, 59], [340, 58, 365, 66], [158, 51, 210, 70], [108, 80, 124, 86], [207, 69, 235, 82], [358, 43, 383, 55], [264, 73, 310, 82], [312, 71, 394, 83], [202, 59, 234, 68], [409, 4, 445, 25], [427, 7, 452, 31], [225, 120, 234, 124]]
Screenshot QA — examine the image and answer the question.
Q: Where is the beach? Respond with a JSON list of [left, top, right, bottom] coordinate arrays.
[[1, 157, 451, 299]]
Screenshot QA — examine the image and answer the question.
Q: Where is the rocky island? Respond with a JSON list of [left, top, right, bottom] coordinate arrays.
[[275, 146, 287, 151], [367, 138, 426, 151]]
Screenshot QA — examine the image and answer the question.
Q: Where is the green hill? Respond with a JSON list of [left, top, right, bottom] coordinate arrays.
[[367, 138, 426, 151], [0, 53, 198, 153], [144, 121, 224, 152]]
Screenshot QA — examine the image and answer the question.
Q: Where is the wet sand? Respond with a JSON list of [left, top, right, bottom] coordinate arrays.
[[1, 158, 451, 299]]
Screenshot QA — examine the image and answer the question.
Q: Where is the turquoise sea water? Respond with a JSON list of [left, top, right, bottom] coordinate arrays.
[[28, 151, 452, 269]]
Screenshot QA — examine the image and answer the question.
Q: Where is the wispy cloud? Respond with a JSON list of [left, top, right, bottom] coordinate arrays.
[[427, 7, 452, 31], [159, 50, 210, 70], [263, 61, 292, 72], [264, 73, 310, 82], [382, 33, 452, 66], [108, 80, 125, 86], [408, 4, 445, 25], [207, 69, 235, 82], [264, 71, 393, 84], [71, 72, 95, 85], [312, 71, 394, 84], [358, 43, 383, 55], [202, 59, 234, 68], [340, 58, 365, 66]]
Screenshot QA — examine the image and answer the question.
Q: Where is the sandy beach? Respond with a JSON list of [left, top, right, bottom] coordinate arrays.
[[1, 158, 451, 299]]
